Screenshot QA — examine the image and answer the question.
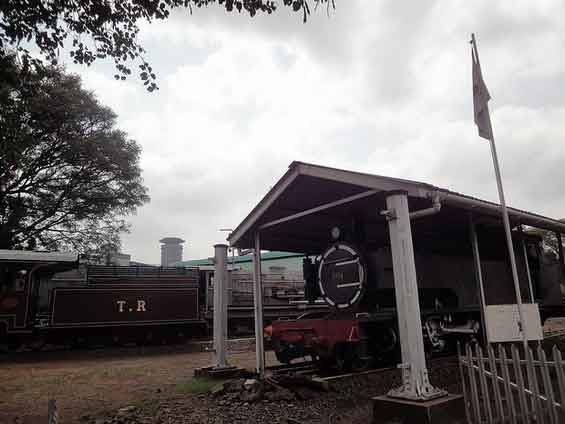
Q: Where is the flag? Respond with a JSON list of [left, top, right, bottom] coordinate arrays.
[[472, 38, 493, 140]]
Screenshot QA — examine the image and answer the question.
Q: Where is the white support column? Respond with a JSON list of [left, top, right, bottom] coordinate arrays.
[[213, 244, 229, 368], [252, 232, 265, 376], [384, 192, 446, 401], [469, 213, 489, 345], [518, 225, 535, 303]]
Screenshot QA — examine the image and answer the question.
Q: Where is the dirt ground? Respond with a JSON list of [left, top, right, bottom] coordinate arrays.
[[3, 318, 565, 424], [0, 342, 277, 424]]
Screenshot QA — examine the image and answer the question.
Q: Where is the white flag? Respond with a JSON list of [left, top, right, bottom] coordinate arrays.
[[472, 40, 493, 140]]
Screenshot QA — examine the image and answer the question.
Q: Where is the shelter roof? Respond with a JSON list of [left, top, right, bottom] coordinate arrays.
[[0, 249, 78, 264], [228, 161, 565, 253]]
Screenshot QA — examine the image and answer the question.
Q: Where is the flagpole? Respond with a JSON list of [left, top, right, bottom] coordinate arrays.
[[471, 34, 529, 350]]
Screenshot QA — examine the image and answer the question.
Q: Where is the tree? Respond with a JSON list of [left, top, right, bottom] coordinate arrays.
[[528, 224, 565, 260], [0, 0, 332, 91], [0, 54, 149, 257]]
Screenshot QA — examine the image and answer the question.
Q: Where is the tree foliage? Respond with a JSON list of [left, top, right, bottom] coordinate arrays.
[[528, 224, 565, 260], [0, 54, 149, 256], [0, 0, 333, 91]]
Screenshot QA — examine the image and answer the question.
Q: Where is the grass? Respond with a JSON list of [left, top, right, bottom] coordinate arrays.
[[97, 366, 148, 378], [174, 377, 219, 394]]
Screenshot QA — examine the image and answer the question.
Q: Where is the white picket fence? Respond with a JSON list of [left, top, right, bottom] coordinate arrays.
[[458, 343, 565, 423]]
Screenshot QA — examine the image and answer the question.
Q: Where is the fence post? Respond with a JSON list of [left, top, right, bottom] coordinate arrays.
[[475, 344, 494, 423], [486, 344, 505, 422], [499, 345, 518, 424], [510, 344, 529, 422], [466, 344, 482, 423], [538, 346, 558, 424], [457, 342, 472, 423], [526, 347, 545, 423], [553, 346, 565, 410]]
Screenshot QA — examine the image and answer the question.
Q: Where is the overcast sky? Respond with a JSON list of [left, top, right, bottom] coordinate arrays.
[[69, 0, 565, 265]]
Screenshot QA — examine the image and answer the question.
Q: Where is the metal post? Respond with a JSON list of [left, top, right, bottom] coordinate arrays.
[[469, 213, 489, 345], [487, 136, 528, 349], [519, 225, 535, 303], [384, 191, 446, 401], [252, 232, 265, 376], [213, 244, 229, 368], [557, 232, 564, 271]]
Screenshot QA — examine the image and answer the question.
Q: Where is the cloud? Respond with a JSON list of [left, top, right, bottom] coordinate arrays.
[[70, 0, 565, 264]]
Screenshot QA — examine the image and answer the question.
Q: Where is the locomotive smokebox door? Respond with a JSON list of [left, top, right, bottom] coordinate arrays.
[[318, 243, 365, 309]]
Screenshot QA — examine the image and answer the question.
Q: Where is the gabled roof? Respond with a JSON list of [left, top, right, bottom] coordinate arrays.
[[228, 161, 565, 253]]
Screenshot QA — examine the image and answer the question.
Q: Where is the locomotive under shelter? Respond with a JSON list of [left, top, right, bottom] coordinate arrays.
[[228, 160, 565, 398]]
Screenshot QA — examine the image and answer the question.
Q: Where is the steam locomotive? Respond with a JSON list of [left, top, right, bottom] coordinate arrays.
[[0, 250, 311, 350], [267, 236, 564, 371]]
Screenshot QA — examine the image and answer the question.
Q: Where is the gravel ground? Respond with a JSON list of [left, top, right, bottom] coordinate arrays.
[[89, 356, 464, 424], [3, 319, 565, 424]]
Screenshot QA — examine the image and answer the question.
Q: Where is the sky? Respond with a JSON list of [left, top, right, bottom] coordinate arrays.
[[68, 0, 565, 265]]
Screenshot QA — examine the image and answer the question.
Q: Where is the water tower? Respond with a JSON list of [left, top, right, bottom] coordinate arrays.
[[159, 237, 185, 267]]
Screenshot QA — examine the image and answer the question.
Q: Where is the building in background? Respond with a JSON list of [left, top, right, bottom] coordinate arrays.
[[175, 251, 304, 275], [160, 237, 185, 267]]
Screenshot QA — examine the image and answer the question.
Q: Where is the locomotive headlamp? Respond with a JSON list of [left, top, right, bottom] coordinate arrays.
[[331, 226, 341, 240]]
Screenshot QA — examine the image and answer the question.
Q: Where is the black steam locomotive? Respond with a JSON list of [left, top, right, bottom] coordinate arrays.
[[268, 234, 564, 371]]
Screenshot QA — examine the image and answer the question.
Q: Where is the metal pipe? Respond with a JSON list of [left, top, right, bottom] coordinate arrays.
[[409, 192, 441, 220], [252, 232, 265, 376], [443, 193, 565, 234]]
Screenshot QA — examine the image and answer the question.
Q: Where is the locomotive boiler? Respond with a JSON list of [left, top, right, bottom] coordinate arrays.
[[267, 234, 559, 371]]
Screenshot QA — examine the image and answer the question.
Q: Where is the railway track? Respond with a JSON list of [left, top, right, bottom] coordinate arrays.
[[266, 353, 459, 382], [266, 361, 318, 376]]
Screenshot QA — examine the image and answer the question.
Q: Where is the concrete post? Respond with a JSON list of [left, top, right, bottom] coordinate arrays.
[[384, 192, 446, 401], [213, 244, 229, 368], [252, 232, 265, 376]]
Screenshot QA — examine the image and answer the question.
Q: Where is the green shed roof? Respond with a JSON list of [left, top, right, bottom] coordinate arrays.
[[175, 251, 303, 267]]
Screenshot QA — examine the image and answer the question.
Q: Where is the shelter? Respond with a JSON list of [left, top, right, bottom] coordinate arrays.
[[230, 161, 565, 253], [229, 161, 565, 400]]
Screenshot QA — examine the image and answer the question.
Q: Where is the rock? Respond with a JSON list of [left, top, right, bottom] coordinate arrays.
[[264, 388, 295, 402], [210, 382, 226, 397], [240, 386, 264, 402], [225, 378, 245, 393], [243, 379, 259, 391], [117, 406, 136, 415]]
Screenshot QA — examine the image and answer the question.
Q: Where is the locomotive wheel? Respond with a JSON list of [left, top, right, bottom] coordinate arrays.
[[335, 343, 352, 372], [351, 353, 371, 372], [29, 336, 46, 352], [275, 350, 292, 365], [313, 355, 334, 371], [335, 342, 372, 372]]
